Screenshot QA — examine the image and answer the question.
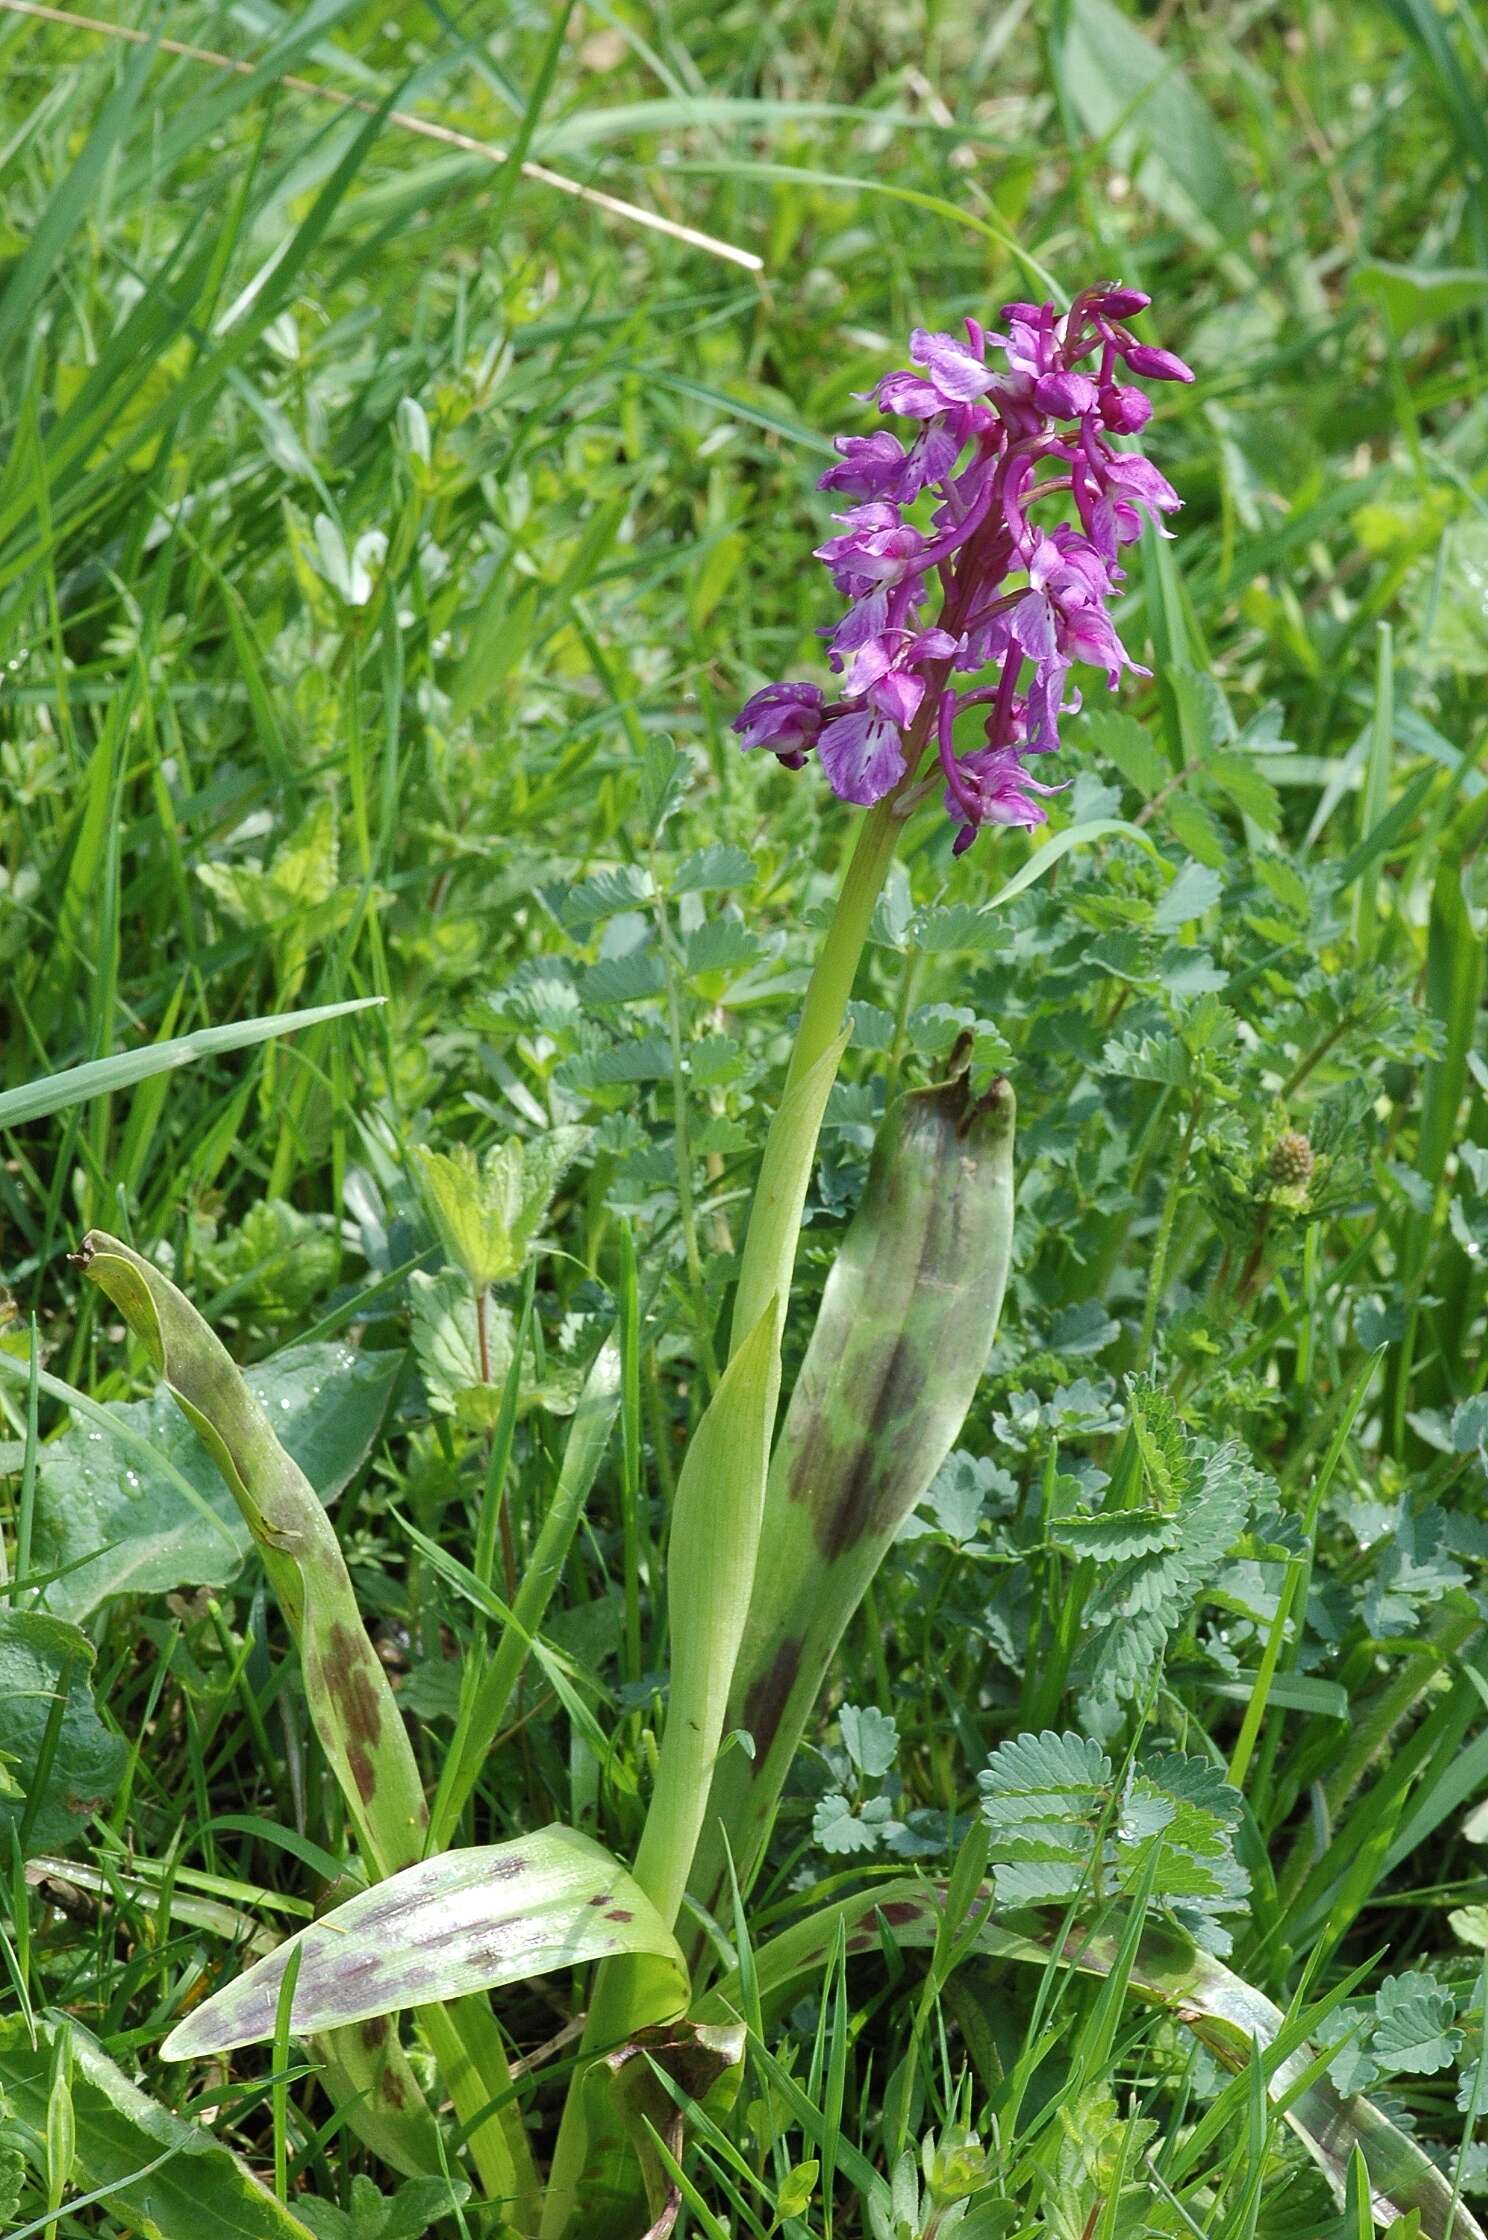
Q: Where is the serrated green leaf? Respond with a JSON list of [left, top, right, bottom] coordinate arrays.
[[1370, 1973, 1462, 2075], [1127, 1374, 1193, 1510], [639, 739, 689, 835], [672, 843, 756, 894], [1166, 793, 1228, 869], [1082, 709, 1171, 799], [910, 902, 1004, 955], [558, 865, 654, 929], [1100, 1029, 1192, 1087], [1205, 749, 1282, 832], [1153, 859, 1223, 932], [685, 916, 762, 978], [689, 1033, 741, 1084], [981, 1729, 1112, 1810], [1053, 1508, 1180, 1560], [295, 2171, 471, 2240], [555, 1033, 674, 1090], [414, 1126, 588, 1288], [579, 949, 667, 1005]]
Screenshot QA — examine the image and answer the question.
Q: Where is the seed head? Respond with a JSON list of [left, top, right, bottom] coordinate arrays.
[[1267, 1131, 1315, 1190]]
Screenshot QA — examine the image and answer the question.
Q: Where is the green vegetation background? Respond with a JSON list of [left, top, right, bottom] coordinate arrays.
[[1, 0, 1486, 2233]]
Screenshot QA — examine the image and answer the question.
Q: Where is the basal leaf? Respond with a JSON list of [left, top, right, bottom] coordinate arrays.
[[162, 1827, 686, 2058]]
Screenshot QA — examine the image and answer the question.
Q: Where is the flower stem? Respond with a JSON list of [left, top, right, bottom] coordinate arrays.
[[728, 795, 902, 1366]]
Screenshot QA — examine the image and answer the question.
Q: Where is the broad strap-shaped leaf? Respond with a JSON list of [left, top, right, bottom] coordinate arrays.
[[33, 1341, 403, 1623], [631, 1297, 781, 1931], [162, 1827, 687, 2059], [75, 1232, 427, 1878], [687, 1053, 1015, 1955], [700, 1881, 1485, 2240], [0, 2012, 317, 2240], [75, 1232, 535, 2216], [23, 1847, 445, 2181]]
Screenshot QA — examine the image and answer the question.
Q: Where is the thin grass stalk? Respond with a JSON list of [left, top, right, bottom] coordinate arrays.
[[0, 0, 762, 274]]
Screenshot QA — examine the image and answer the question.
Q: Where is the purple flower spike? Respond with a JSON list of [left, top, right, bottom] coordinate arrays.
[[1034, 369, 1100, 419], [906, 326, 999, 406], [819, 708, 907, 805], [818, 431, 911, 502], [733, 280, 1187, 850]]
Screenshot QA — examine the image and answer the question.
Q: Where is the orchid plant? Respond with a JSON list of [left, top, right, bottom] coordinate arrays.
[[47, 285, 1476, 2240], [81, 288, 1183, 2231]]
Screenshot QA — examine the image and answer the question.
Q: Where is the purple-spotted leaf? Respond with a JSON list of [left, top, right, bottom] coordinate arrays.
[[162, 1826, 687, 2059], [686, 1046, 1015, 1954], [76, 1239, 537, 2210]]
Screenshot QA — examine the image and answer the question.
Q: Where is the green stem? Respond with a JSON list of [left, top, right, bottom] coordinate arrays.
[[1136, 1098, 1200, 1364], [729, 797, 901, 1366]]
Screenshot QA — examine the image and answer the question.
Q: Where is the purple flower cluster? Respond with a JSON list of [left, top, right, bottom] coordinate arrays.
[[733, 284, 1189, 853]]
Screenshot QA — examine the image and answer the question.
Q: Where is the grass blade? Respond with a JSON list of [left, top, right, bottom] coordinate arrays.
[[0, 1000, 383, 1132]]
